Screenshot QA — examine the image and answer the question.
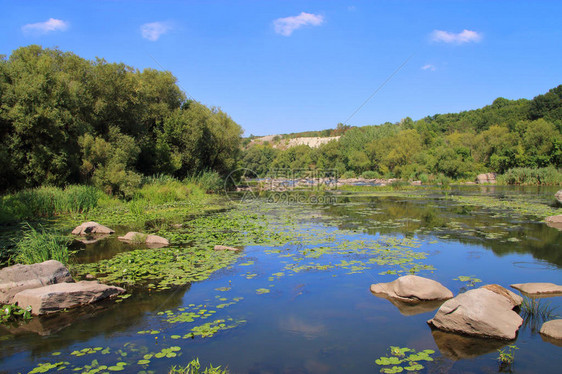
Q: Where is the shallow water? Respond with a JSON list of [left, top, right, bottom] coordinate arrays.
[[1, 187, 562, 374]]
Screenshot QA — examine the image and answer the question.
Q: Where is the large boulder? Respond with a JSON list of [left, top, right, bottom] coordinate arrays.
[[476, 173, 497, 184], [511, 282, 562, 297], [555, 190, 562, 204], [0, 260, 73, 304], [118, 232, 169, 246], [13, 281, 125, 315], [72, 222, 114, 236], [370, 275, 454, 303], [428, 286, 523, 340]]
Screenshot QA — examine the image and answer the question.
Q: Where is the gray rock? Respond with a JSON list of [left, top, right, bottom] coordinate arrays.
[[0, 260, 73, 304], [214, 245, 242, 252], [370, 275, 454, 303], [511, 282, 562, 297], [476, 173, 497, 184], [428, 286, 523, 340], [13, 281, 125, 315], [72, 222, 114, 236]]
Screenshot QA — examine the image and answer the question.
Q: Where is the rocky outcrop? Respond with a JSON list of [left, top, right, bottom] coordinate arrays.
[[214, 245, 242, 252], [511, 282, 562, 297], [72, 222, 114, 236], [370, 275, 454, 303], [428, 285, 523, 340], [118, 232, 169, 246], [476, 173, 497, 184], [13, 281, 125, 315], [0, 260, 73, 304]]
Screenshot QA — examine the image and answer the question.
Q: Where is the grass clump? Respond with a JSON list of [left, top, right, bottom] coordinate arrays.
[[498, 166, 562, 185], [15, 224, 70, 265], [169, 358, 228, 374], [0, 185, 103, 223], [520, 296, 559, 333]]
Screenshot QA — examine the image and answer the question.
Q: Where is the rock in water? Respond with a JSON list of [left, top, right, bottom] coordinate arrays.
[[510, 282, 562, 297], [555, 190, 562, 203], [428, 286, 523, 340], [13, 281, 125, 315], [0, 260, 73, 304], [540, 320, 562, 347], [370, 275, 454, 303], [214, 245, 242, 252], [118, 232, 169, 246], [545, 215, 562, 230], [72, 222, 114, 236], [476, 173, 497, 184]]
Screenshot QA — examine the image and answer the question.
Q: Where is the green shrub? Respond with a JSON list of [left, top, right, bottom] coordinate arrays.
[[341, 170, 356, 179], [498, 166, 562, 185], [15, 224, 70, 265], [419, 173, 430, 184], [185, 171, 223, 193], [361, 170, 380, 179]]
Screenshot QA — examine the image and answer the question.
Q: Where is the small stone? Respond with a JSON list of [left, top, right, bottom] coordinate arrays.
[[540, 319, 562, 340]]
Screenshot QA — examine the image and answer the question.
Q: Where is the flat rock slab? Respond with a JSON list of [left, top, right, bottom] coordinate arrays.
[[13, 281, 125, 315], [428, 287, 523, 340], [510, 282, 562, 296], [0, 260, 73, 304], [370, 275, 453, 303], [214, 245, 242, 252], [540, 319, 562, 341], [72, 222, 114, 236], [118, 232, 169, 246]]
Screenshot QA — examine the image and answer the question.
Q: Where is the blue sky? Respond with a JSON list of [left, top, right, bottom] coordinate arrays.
[[2, 1, 562, 136]]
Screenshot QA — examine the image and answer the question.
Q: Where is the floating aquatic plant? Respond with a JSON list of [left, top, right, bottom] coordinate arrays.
[[375, 346, 435, 373]]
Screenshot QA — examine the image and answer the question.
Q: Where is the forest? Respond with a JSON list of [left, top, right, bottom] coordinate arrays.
[[0, 45, 242, 197], [242, 86, 562, 182]]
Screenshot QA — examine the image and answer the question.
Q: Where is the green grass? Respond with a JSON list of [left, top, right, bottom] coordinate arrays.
[[0, 185, 104, 223], [169, 358, 228, 374], [520, 296, 559, 333], [15, 223, 70, 265]]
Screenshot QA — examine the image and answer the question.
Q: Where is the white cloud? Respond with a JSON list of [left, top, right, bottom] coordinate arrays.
[[273, 12, 324, 36], [431, 29, 482, 44], [141, 21, 171, 41], [421, 64, 436, 71], [22, 18, 69, 34]]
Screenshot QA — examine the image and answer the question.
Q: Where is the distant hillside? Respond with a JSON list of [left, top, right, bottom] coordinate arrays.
[[241, 85, 562, 180]]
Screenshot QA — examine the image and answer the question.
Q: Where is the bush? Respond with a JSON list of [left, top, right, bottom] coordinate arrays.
[[419, 173, 430, 184], [341, 170, 356, 179], [15, 224, 70, 265], [498, 166, 562, 185], [184, 171, 223, 193], [361, 170, 381, 179]]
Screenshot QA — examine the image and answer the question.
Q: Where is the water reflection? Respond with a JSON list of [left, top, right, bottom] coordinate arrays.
[[430, 329, 512, 361]]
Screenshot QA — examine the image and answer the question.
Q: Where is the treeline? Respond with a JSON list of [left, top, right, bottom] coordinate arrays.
[[0, 45, 242, 196], [242, 86, 562, 180]]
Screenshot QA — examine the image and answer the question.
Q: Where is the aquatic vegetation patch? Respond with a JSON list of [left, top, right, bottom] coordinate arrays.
[[454, 275, 482, 289], [169, 358, 229, 374], [0, 304, 32, 325], [520, 296, 559, 333], [72, 246, 240, 290], [375, 346, 435, 373]]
